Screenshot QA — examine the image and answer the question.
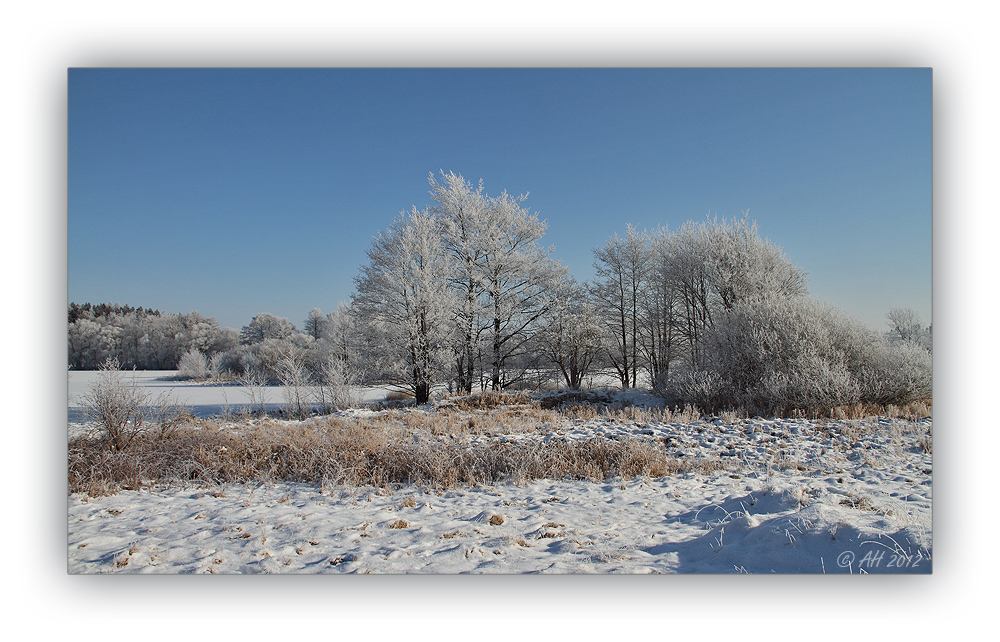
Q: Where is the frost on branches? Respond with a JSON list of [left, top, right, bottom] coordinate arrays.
[[352, 208, 455, 404]]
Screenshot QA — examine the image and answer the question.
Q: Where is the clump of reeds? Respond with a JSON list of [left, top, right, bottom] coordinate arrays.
[[68, 413, 727, 497]]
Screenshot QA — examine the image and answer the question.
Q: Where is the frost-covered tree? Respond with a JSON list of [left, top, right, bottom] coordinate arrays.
[[430, 171, 490, 393], [885, 307, 931, 352], [477, 189, 568, 390], [430, 170, 568, 391], [304, 308, 329, 341], [208, 326, 240, 357], [115, 312, 152, 369], [180, 311, 221, 354], [314, 302, 360, 378], [352, 208, 456, 404], [641, 226, 681, 389], [702, 213, 808, 310], [67, 306, 233, 371], [68, 318, 110, 370], [661, 221, 714, 370], [239, 313, 296, 345], [591, 224, 649, 388], [538, 280, 604, 389], [640, 214, 808, 375]]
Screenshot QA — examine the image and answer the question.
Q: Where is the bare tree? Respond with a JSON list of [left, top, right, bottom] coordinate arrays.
[[886, 307, 923, 344], [591, 224, 648, 388], [539, 281, 604, 389]]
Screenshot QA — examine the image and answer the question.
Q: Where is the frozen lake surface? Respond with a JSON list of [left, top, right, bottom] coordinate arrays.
[[67, 370, 392, 424]]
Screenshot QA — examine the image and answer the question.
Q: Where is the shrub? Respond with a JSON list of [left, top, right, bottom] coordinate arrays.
[[314, 356, 362, 412], [177, 348, 209, 380], [208, 352, 227, 381], [277, 352, 312, 420], [79, 358, 150, 451], [238, 367, 270, 417], [660, 297, 932, 415]]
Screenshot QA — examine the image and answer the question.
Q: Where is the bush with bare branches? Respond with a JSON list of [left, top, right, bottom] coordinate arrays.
[[78, 358, 150, 451]]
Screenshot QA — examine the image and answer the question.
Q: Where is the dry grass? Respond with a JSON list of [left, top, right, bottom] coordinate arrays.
[[535, 391, 705, 425], [918, 434, 932, 455], [441, 390, 535, 411], [559, 402, 705, 424], [782, 399, 932, 421], [840, 494, 876, 511], [68, 410, 728, 497], [373, 403, 563, 439]]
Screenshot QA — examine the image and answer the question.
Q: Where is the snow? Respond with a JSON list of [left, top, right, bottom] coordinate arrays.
[[67, 372, 932, 574], [67, 370, 391, 428]]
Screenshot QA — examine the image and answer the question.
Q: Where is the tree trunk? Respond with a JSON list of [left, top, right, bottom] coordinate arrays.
[[414, 381, 430, 405]]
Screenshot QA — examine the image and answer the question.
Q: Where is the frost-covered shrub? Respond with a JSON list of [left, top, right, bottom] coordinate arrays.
[[80, 357, 150, 451], [315, 355, 361, 412], [660, 297, 932, 414], [277, 352, 312, 420], [213, 348, 246, 378], [856, 340, 933, 406], [208, 352, 225, 380], [232, 338, 297, 383], [177, 348, 209, 380]]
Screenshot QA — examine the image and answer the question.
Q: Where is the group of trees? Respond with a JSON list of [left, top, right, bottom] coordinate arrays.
[[69, 172, 933, 414], [590, 218, 810, 391], [345, 172, 930, 411], [69, 303, 362, 416], [68, 306, 238, 371], [350, 172, 570, 403], [586, 216, 932, 413]]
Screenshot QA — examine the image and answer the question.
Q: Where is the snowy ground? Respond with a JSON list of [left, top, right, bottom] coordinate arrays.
[[67, 370, 391, 427], [67, 372, 932, 574]]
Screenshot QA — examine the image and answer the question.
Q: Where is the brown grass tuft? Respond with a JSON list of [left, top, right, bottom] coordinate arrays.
[[69, 410, 729, 497]]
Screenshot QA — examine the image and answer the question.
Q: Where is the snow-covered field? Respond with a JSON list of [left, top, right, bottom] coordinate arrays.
[[67, 372, 932, 574], [67, 370, 391, 426]]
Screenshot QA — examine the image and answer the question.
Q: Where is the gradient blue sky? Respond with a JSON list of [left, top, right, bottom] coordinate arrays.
[[68, 68, 931, 331]]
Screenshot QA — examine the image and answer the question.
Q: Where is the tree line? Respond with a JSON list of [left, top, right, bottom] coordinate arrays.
[[69, 171, 932, 414]]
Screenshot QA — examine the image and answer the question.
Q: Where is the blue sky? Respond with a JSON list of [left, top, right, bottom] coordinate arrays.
[[68, 68, 931, 331]]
